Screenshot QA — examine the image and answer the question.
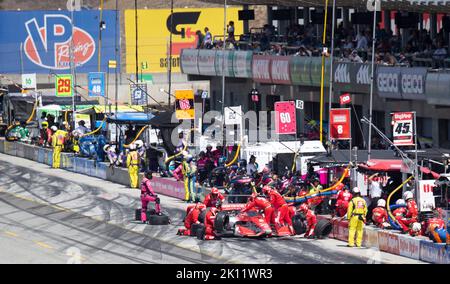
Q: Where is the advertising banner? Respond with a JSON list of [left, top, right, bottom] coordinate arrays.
[[290, 57, 311, 86], [378, 230, 400, 255], [175, 89, 195, 120], [130, 83, 148, 106], [329, 108, 351, 140], [180, 49, 199, 75], [399, 235, 421, 260], [197, 49, 217, 76], [392, 112, 415, 146], [124, 8, 242, 73], [252, 55, 272, 83], [310, 57, 330, 87], [377, 66, 402, 98], [55, 74, 73, 97], [0, 10, 119, 73], [270, 56, 291, 85], [333, 62, 371, 94], [420, 241, 449, 264], [233, 50, 252, 78], [88, 72, 105, 97], [215, 50, 234, 77], [400, 67, 427, 100], [274, 101, 297, 135], [418, 180, 437, 212]]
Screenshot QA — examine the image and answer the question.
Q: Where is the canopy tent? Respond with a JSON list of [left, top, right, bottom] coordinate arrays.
[[107, 112, 155, 125], [76, 105, 144, 115], [358, 159, 440, 178]]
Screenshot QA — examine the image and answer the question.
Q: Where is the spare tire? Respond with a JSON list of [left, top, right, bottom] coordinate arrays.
[[190, 223, 203, 237], [314, 219, 333, 239], [196, 224, 206, 240], [292, 214, 306, 235], [148, 214, 170, 225], [135, 209, 157, 221], [214, 211, 229, 233]]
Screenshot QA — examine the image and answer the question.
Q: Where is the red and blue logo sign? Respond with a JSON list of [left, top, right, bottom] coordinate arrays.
[[24, 15, 95, 69], [0, 11, 119, 73]]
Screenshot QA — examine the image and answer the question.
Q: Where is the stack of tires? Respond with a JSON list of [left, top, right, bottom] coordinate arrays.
[[292, 213, 333, 239]]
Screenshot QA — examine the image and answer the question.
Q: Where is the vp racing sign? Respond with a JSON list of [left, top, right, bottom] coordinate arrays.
[[0, 10, 118, 73]]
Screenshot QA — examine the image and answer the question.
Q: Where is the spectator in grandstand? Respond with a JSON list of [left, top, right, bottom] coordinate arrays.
[[196, 30, 204, 49], [203, 27, 213, 49], [433, 41, 447, 62], [356, 30, 368, 50]]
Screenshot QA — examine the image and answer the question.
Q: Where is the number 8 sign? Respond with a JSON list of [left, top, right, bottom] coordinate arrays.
[[330, 108, 351, 140], [55, 74, 73, 97]]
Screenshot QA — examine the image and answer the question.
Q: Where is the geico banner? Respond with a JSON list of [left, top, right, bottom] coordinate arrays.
[[377, 66, 402, 98], [197, 49, 217, 76], [418, 180, 436, 212], [252, 55, 272, 84], [180, 49, 199, 75], [124, 8, 242, 73], [270, 56, 291, 85], [377, 67, 428, 100], [400, 67, 427, 100], [233, 50, 252, 78], [333, 62, 371, 94], [0, 10, 119, 73], [215, 50, 234, 77]]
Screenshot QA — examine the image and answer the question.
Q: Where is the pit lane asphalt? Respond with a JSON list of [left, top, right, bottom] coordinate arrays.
[[0, 153, 424, 264]]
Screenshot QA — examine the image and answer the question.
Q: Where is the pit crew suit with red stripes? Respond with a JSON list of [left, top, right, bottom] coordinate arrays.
[[299, 204, 317, 238], [204, 207, 219, 240], [424, 218, 446, 242], [335, 188, 353, 217], [372, 206, 389, 228], [178, 203, 206, 236], [203, 189, 225, 208], [241, 195, 274, 225], [264, 187, 293, 234], [140, 177, 161, 222], [396, 199, 419, 233]]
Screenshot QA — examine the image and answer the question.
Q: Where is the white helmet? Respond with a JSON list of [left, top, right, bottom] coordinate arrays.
[[129, 143, 136, 150], [135, 140, 144, 149], [352, 187, 360, 194], [377, 199, 386, 208], [396, 199, 406, 205], [411, 222, 422, 233], [103, 144, 111, 152], [51, 126, 58, 132], [403, 191, 414, 201]]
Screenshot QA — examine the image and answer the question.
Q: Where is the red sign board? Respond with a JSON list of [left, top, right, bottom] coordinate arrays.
[[392, 112, 415, 146], [340, 93, 351, 105], [329, 108, 351, 140], [252, 55, 272, 84], [275, 101, 297, 134]]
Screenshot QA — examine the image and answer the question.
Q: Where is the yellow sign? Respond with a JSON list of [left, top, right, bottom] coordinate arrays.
[[55, 74, 73, 97], [175, 90, 195, 120], [108, 60, 117, 69], [125, 8, 243, 73]]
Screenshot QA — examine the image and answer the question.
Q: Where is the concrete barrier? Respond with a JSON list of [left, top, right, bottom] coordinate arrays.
[[4, 140, 16, 156], [419, 241, 450, 264], [16, 143, 25, 158], [0, 139, 4, 153], [151, 176, 186, 200], [399, 234, 421, 260]]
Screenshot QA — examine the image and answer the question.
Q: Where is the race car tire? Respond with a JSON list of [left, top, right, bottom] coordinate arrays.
[[196, 224, 206, 240], [314, 219, 333, 239], [292, 214, 306, 235], [135, 209, 157, 221], [148, 214, 170, 225], [190, 223, 203, 237], [198, 209, 208, 223], [214, 211, 229, 233]]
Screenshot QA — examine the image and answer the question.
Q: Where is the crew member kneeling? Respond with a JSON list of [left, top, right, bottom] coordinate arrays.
[[372, 199, 389, 229], [140, 171, 162, 223], [177, 203, 206, 236], [204, 207, 220, 240], [396, 191, 419, 234], [299, 203, 317, 239]]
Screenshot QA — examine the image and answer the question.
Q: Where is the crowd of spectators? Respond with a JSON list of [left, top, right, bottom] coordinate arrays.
[[195, 21, 450, 69]]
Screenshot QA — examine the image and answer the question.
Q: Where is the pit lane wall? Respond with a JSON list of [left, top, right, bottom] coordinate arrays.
[[0, 139, 189, 200], [318, 215, 450, 264]]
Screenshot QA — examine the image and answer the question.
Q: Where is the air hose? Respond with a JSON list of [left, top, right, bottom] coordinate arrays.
[[225, 143, 241, 167], [386, 175, 414, 229], [123, 125, 149, 147], [81, 117, 107, 137], [164, 128, 197, 163]]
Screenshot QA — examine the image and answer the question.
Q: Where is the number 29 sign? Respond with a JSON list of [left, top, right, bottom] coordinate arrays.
[[330, 108, 351, 140], [392, 112, 415, 146], [275, 101, 297, 134], [55, 74, 73, 97]]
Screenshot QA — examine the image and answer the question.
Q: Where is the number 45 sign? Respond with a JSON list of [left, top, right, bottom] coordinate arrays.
[[55, 74, 73, 97], [392, 112, 415, 146]]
